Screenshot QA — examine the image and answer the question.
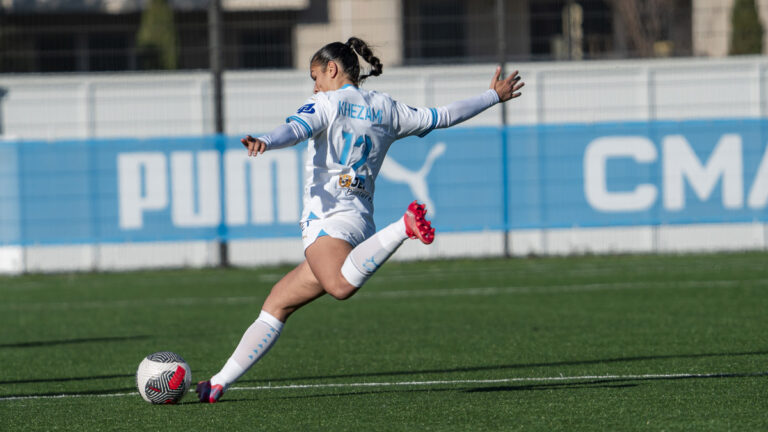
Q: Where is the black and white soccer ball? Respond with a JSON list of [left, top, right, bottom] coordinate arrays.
[[136, 351, 192, 404]]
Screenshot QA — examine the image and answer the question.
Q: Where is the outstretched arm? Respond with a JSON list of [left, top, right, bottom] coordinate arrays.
[[241, 120, 310, 157], [435, 67, 525, 128], [242, 96, 328, 157], [396, 66, 525, 139]]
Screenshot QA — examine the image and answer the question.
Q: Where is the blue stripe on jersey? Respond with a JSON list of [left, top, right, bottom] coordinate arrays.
[[418, 107, 438, 138], [286, 115, 313, 137]]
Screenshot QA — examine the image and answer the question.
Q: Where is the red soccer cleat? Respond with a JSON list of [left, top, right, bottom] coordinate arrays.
[[403, 200, 435, 245], [196, 380, 225, 403]]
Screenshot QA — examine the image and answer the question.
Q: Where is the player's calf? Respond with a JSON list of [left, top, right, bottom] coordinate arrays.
[[341, 200, 436, 288]]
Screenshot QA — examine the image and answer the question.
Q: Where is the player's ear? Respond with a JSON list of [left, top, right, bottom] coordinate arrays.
[[327, 61, 339, 78]]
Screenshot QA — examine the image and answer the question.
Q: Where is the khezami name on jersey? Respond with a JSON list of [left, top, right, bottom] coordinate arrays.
[[338, 101, 383, 123]]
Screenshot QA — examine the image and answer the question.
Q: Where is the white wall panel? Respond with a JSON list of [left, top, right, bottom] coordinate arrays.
[[509, 229, 545, 256], [429, 69, 502, 127], [393, 231, 506, 261], [228, 238, 304, 266], [540, 67, 649, 124], [0, 246, 23, 275], [540, 226, 656, 255], [22, 241, 221, 273], [510, 227, 656, 256], [24, 245, 97, 273], [656, 222, 766, 252], [653, 63, 760, 120], [98, 241, 219, 270], [225, 71, 312, 136], [3, 81, 86, 140], [92, 76, 209, 138]]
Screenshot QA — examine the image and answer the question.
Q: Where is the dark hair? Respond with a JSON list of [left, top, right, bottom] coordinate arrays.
[[310, 37, 383, 86]]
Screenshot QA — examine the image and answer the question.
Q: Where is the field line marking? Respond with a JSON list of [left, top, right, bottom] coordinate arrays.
[[355, 279, 749, 299], [231, 371, 766, 391], [0, 391, 138, 401], [2, 371, 764, 402], [4, 278, 768, 311]]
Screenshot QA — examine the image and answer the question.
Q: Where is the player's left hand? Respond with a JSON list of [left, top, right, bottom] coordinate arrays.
[[241, 135, 266, 157], [490, 66, 524, 102]]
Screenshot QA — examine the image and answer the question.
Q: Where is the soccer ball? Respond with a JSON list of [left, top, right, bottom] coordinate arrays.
[[135, 351, 192, 404]]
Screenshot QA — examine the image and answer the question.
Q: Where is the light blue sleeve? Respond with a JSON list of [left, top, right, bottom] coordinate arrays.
[[257, 94, 332, 150], [435, 89, 500, 129], [257, 122, 308, 150], [392, 101, 438, 139], [393, 89, 500, 139]]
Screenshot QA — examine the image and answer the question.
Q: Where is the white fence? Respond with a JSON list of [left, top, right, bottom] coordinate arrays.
[[3, 56, 767, 139]]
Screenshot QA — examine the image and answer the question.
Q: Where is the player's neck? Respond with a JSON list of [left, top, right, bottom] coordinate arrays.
[[332, 78, 356, 90]]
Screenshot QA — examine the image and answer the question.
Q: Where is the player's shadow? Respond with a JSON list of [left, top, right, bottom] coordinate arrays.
[[241, 349, 768, 384], [0, 335, 149, 349], [0, 335, 149, 385], [463, 372, 768, 393], [271, 382, 637, 401]]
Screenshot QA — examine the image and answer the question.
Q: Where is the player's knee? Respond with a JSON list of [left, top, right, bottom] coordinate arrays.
[[324, 279, 358, 300]]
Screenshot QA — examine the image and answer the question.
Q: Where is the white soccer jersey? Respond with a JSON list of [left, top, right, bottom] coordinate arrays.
[[287, 84, 440, 226], [257, 84, 499, 237]]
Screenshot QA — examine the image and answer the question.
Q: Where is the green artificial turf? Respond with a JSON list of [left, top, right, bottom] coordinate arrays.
[[1, 253, 767, 431]]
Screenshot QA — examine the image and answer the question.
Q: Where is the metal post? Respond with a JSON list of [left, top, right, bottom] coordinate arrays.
[[209, 0, 224, 135], [496, 0, 507, 116], [208, 0, 229, 267], [496, 0, 511, 258], [564, 1, 572, 60], [647, 67, 660, 253], [0, 87, 7, 136]]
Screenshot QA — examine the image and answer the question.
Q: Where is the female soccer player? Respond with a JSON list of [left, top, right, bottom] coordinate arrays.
[[197, 37, 524, 403]]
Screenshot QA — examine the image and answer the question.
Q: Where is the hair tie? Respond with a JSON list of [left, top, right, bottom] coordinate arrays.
[[351, 47, 372, 78]]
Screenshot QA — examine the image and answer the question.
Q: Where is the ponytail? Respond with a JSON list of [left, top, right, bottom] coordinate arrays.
[[345, 37, 383, 82], [310, 37, 383, 86]]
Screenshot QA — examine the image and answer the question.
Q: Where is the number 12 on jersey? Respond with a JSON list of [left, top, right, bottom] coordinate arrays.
[[339, 131, 372, 172]]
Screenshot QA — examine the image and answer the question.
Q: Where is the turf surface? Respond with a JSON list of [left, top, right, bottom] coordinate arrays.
[[1, 252, 767, 431]]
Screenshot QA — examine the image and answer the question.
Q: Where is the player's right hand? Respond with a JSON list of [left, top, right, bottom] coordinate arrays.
[[241, 135, 266, 157]]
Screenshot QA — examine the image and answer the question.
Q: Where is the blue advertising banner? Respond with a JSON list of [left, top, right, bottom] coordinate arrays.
[[505, 119, 768, 229], [2, 118, 767, 246]]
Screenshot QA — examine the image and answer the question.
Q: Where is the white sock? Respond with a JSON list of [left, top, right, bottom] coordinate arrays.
[[341, 218, 408, 287], [210, 310, 284, 389]]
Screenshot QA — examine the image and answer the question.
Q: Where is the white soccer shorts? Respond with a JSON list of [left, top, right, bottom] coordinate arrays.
[[300, 213, 375, 251]]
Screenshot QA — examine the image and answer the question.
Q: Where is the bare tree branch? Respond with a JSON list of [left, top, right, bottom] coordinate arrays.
[[606, 0, 677, 57]]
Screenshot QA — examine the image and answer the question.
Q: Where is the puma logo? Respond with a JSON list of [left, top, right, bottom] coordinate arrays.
[[380, 142, 446, 216]]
